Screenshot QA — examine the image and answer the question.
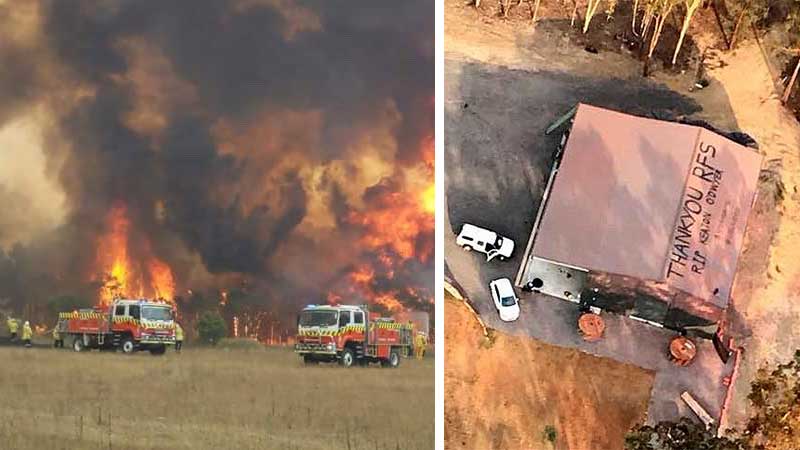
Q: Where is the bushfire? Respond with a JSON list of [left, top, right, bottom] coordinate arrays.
[[327, 142, 434, 314], [0, 1, 433, 338], [95, 204, 176, 306]]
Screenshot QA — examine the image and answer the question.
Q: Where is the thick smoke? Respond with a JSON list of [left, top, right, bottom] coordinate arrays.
[[0, 0, 433, 329]]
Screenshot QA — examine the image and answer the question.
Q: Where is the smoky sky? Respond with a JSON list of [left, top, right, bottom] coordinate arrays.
[[44, 1, 432, 160], [0, 0, 433, 314]]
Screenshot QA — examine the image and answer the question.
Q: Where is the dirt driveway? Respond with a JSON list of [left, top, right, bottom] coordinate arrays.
[[698, 42, 800, 431]]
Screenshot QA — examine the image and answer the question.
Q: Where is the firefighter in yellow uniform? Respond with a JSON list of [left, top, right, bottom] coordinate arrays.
[[6, 317, 18, 341], [21, 321, 32, 348], [414, 332, 427, 359], [52, 324, 63, 348], [175, 323, 184, 352]]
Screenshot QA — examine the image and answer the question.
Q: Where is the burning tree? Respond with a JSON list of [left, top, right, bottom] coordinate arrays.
[[94, 204, 176, 306], [223, 287, 272, 339], [0, 1, 433, 331]]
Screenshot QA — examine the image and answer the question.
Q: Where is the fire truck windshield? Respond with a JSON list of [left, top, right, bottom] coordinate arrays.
[[142, 306, 173, 321], [299, 310, 338, 327]]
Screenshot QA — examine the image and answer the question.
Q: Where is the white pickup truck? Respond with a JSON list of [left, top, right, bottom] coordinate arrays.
[[455, 223, 515, 262]]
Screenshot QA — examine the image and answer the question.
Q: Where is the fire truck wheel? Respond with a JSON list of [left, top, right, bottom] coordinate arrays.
[[72, 337, 85, 353], [120, 338, 136, 354], [340, 348, 356, 367], [384, 350, 400, 368], [149, 345, 166, 355]]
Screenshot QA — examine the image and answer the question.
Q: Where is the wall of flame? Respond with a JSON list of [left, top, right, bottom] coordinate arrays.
[[95, 204, 176, 306], [0, 0, 433, 324]]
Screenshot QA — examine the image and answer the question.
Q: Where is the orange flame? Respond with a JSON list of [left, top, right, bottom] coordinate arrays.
[[95, 204, 176, 306], [324, 258, 418, 313], [326, 292, 343, 305], [422, 184, 435, 214], [329, 139, 433, 313], [347, 186, 434, 262], [148, 257, 175, 302], [341, 262, 407, 312], [97, 205, 132, 305]]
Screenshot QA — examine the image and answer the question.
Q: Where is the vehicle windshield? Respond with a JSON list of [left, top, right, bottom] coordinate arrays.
[[501, 296, 516, 307], [142, 307, 173, 321], [299, 310, 338, 327], [495, 236, 504, 248]]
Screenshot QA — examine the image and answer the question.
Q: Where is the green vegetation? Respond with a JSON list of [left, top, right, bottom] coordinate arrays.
[[543, 424, 558, 444], [626, 350, 800, 450], [197, 311, 228, 345], [626, 418, 746, 450]]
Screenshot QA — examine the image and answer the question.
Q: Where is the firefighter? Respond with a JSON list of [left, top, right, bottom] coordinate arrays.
[[175, 322, 184, 352], [414, 331, 427, 359], [21, 321, 32, 348], [52, 324, 63, 348], [6, 316, 18, 341]]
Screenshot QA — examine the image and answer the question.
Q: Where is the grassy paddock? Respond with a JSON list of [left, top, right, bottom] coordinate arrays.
[[0, 345, 433, 450]]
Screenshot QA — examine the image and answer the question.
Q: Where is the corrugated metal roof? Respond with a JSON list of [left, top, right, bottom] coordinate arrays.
[[531, 104, 762, 305]]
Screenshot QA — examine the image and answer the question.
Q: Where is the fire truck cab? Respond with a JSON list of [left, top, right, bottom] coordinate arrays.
[[58, 299, 176, 355], [295, 304, 413, 368]]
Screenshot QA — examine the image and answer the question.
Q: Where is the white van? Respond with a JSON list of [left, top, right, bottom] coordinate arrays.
[[455, 223, 515, 262]]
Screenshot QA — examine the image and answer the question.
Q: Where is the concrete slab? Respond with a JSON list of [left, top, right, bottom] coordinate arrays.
[[521, 257, 588, 302]]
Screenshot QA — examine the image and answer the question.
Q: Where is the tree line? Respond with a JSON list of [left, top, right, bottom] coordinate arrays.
[[477, 0, 800, 68]]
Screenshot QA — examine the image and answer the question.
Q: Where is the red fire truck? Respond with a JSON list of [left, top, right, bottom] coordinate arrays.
[[57, 299, 176, 355], [294, 304, 413, 367]]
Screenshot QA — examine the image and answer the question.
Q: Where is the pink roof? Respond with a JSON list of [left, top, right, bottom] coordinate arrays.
[[532, 104, 762, 305]]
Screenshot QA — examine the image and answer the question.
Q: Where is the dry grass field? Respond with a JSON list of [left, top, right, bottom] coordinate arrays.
[[445, 295, 654, 450], [0, 343, 433, 450]]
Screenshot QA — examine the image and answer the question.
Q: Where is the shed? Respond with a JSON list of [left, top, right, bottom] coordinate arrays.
[[516, 104, 762, 329]]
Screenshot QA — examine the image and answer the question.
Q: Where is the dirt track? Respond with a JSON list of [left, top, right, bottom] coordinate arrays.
[[703, 41, 800, 431], [445, 296, 654, 450]]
